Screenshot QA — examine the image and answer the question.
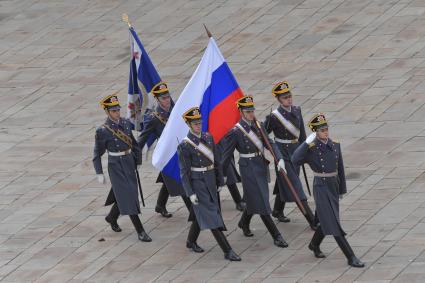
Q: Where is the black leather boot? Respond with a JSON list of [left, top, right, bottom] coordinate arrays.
[[130, 215, 152, 242], [261, 215, 288, 248], [335, 236, 364, 268], [211, 229, 241, 261], [309, 225, 325, 258], [105, 203, 122, 232], [238, 210, 253, 237], [301, 200, 317, 230], [272, 195, 290, 223], [186, 221, 204, 253], [155, 185, 172, 218]]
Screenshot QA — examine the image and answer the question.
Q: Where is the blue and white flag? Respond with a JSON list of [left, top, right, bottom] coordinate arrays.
[[127, 26, 161, 131]]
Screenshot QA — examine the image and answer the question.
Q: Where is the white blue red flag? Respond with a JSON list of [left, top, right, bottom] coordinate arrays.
[[152, 37, 243, 193]]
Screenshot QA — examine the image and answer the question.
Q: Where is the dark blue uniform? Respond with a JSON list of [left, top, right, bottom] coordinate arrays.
[[220, 119, 288, 247], [178, 131, 241, 260], [265, 105, 316, 228], [292, 138, 346, 236], [220, 119, 282, 215], [93, 118, 141, 215], [292, 136, 364, 267], [177, 132, 225, 230], [265, 105, 306, 202]]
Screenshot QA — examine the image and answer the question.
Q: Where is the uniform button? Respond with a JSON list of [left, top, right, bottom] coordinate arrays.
[[322, 165, 324, 167], [322, 178, 325, 181]]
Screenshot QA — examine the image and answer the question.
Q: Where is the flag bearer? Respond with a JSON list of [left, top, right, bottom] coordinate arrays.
[[137, 82, 183, 218], [177, 107, 241, 261], [93, 94, 151, 242]]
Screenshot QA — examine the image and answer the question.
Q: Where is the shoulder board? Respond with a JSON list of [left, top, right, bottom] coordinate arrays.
[[308, 142, 315, 148]]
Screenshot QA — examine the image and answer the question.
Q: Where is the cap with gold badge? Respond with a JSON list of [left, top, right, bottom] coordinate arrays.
[[151, 82, 170, 98], [236, 95, 255, 111], [272, 81, 291, 98], [100, 94, 121, 111], [308, 113, 328, 132], [182, 107, 202, 123]]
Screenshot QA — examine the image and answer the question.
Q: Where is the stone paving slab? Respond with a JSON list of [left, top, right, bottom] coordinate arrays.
[[1, 0, 425, 282]]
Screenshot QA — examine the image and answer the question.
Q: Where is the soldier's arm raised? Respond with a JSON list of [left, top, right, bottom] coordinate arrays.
[[291, 141, 310, 167]]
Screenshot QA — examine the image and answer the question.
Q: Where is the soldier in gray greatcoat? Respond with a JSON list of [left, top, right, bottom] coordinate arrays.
[[137, 82, 178, 218], [264, 80, 316, 229], [219, 96, 288, 248], [292, 113, 364, 268], [177, 107, 241, 261], [93, 94, 151, 242]]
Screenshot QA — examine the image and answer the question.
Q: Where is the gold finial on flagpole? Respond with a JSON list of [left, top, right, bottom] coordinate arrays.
[[203, 24, 212, 38], [122, 13, 132, 28]]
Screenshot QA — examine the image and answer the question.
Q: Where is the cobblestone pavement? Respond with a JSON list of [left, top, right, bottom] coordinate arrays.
[[1, 0, 425, 282]]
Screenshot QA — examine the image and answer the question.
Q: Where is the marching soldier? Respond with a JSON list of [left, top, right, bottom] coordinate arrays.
[[93, 94, 151, 242], [265, 81, 316, 229], [292, 113, 364, 267], [177, 107, 241, 261], [137, 82, 180, 218], [220, 96, 288, 248]]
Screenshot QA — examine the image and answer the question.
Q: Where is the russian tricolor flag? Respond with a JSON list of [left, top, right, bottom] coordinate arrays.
[[152, 37, 243, 194]]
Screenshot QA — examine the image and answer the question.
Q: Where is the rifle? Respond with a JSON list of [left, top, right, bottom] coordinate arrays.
[[253, 117, 307, 215], [135, 169, 145, 207]]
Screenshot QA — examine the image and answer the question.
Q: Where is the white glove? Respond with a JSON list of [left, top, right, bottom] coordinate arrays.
[[190, 194, 199, 205], [217, 186, 225, 193], [97, 174, 105, 184], [277, 159, 286, 174], [137, 165, 141, 170], [223, 176, 227, 184], [306, 132, 316, 144]]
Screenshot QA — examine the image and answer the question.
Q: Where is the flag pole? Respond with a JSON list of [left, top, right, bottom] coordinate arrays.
[[122, 13, 132, 28], [122, 13, 142, 131], [203, 24, 213, 38]]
